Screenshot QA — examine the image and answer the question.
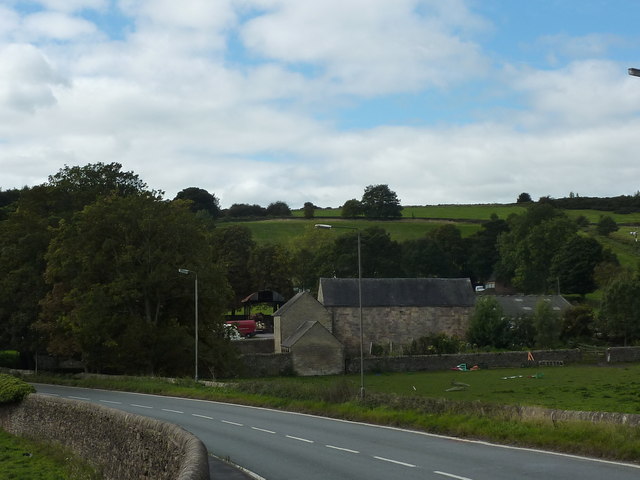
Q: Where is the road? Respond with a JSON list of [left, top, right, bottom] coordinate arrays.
[[34, 384, 640, 480]]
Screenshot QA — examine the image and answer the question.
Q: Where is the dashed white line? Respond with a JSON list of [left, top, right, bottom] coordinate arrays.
[[100, 400, 122, 405], [162, 409, 184, 414], [434, 471, 473, 480], [130, 404, 153, 409], [286, 435, 314, 443], [251, 427, 276, 434], [192, 414, 213, 420], [69, 396, 90, 400], [326, 445, 360, 454], [221, 420, 244, 426], [373, 456, 417, 468]]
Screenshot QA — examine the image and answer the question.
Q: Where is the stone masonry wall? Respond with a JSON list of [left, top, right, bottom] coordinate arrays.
[[0, 394, 209, 480], [241, 352, 293, 377], [331, 305, 473, 355]]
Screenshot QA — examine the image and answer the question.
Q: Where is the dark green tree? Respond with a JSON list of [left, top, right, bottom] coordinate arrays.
[[266, 201, 292, 217], [550, 236, 612, 295], [598, 272, 640, 346], [496, 204, 577, 293], [210, 225, 256, 311], [303, 202, 316, 219], [596, 215, 619, 236], [226, 203, 266, 217], [174, 187, 221, 218], [332, 227, 402, 278], [360, 184, 402, 218], [533, 300, 562, 348], [467, 296, 509, 348], [341, 199, 363, 218], [517, 192, 532, 203], [249, 244, 293, 297], [561, 305, 596, 344], [39, 193, 233, 375], [465, 214, 509, 283]]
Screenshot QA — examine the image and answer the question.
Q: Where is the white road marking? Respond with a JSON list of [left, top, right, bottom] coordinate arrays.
[[192, 414, 213, 420], [130, 403, 153, 409], [251, 427, 276, 434], [222, 420, 244, 426], [100, 400, 122, 405], [434, 471, 473, 480], [326, 445, 360, 454], [373, 456, 417, 468], [162, 409, 183, 414], [69, 396, 90, 400], [286, 435, 314, 443]]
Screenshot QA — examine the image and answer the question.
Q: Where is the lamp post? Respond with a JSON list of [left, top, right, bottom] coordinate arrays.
[[315, 224, 364, 400], [629, 68, 640, 77], [178, 268, 198, 381]]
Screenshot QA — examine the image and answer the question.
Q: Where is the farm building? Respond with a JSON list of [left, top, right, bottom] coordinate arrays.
[[493, 294, 572, 318], [318, 277, 476, 355]]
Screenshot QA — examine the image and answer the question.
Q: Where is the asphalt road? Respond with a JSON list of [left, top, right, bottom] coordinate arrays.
[[34, 384, 640, 480]]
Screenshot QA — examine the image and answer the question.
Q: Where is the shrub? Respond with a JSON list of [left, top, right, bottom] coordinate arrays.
[[0, 350, 20, 369], [0, 374, 35, 403]]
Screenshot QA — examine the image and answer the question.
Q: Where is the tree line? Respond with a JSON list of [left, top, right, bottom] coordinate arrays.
[[1, 163, 638, 377]]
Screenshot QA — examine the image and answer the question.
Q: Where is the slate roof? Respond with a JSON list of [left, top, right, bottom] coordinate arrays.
[[493, 295, 572, 317], [273, 291, 320, 317], [318, 278, 475, 308], [281, 320, 317, 348]]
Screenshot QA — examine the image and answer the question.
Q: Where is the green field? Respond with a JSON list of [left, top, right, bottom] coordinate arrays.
[[219, 218, 482, 245], [241, 364, 640, 414], [292, 204, 527, 220]]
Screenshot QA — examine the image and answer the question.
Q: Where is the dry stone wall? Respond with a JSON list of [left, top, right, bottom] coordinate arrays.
[[0, 394, 209, 480]]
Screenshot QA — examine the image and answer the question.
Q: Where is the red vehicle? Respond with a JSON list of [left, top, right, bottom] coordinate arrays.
[[224, 319, 257, 337]]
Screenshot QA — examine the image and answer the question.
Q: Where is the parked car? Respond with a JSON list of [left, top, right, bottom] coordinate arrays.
[[224, 319, 257, 337]]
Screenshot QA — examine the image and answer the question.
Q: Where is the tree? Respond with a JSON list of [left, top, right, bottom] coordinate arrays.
[[466, 214, 509, 283], [550, 236, 611, 295], [496, 204, 577, 293], [341, 199, 362, 218], [360, 184, 402, 218], [467, 296, 509, 348], [210, 225, 256, 311], [249, 244, 293, 297], [561, 305, 595, 344], [303, 202, 316, 219], [39, 193, 233, 375], [598, 272, 640, 346], [596, 215, 618, 236], [174, 187, 221, 218], [401, 225, 466, 278], [332, 227, 402, 278], [533, 300, 561, 348], [266, 201, 292, 217], [517, 192, 532, 203], [226, 203, 266, 217]]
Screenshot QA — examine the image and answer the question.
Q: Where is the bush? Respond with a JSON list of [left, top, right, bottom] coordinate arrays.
[[0, 374, 35, 403], [0, 350, 20, 369]]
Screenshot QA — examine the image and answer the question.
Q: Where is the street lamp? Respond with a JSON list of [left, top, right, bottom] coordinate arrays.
[[629, 68, 640, 77], [178, 268, 198, 381], [315, 224, 365, 400]]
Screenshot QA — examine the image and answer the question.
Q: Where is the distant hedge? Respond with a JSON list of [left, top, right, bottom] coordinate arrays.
[[0, 350, 20, 369], [0, 374, 35, 404]]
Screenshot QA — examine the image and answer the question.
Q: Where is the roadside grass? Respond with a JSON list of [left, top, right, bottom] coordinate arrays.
[[0, 428, 100, 480], [27, 364, 640, 463]]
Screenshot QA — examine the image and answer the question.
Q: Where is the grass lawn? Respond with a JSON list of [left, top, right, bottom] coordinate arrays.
[[0, 428, 100, 480]]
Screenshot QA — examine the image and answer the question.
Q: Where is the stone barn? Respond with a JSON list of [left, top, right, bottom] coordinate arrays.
[[273, 291, 344, 376], [317, 277, 475, 355]]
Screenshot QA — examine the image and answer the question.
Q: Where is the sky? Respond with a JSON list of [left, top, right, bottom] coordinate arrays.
[[1, 0, 640, 209]]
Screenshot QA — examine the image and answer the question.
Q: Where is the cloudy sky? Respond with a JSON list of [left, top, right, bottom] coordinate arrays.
[[1, 0, 640, 208]]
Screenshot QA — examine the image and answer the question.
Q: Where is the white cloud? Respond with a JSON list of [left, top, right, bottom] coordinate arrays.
[[0, 43, 68, 113], [29, 0, 108, 13], [239, 0, 490, 95], [23, 11, 98, 40]]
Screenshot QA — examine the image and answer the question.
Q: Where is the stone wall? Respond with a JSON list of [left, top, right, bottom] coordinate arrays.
[[241, 352, 293, 377], [0, 394, 209, 480], [347, 349, 583, 374], [233, 338, 275, 355], [330, 305, 473, 355]]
